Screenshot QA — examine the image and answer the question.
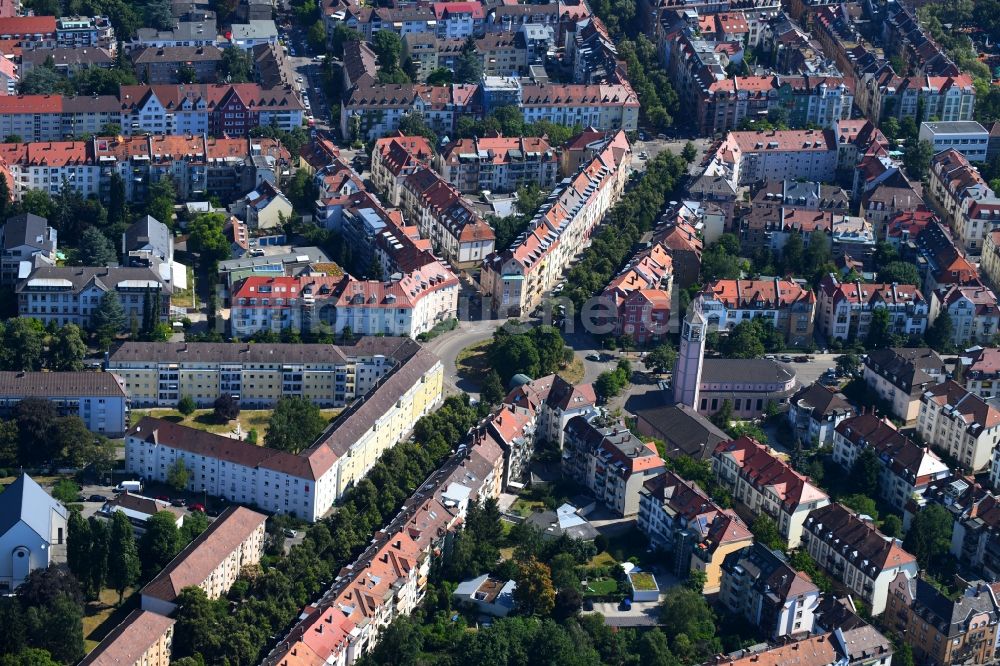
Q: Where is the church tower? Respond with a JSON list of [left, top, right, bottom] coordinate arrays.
[[673, 301, 706, 409]]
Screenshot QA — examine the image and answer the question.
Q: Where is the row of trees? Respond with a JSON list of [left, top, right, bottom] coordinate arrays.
[[562, 151, 690, 310], [18, 59, 136, 97], [169, 395, 484, 664], [0, 397, 114, 471]]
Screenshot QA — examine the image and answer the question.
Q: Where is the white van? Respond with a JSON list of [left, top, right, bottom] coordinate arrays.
[[115, 480, 142, 493]]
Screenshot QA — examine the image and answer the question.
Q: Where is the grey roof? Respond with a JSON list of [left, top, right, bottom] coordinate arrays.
[[700, 358, 796, 384], [864, 347, 943, 394], [0, 370, 127, 399], [230, 19, 277, 39], [132, 45, 223, 64], [909, 578, 999, 638], [3, 213, 52, 252], [17, 266, 172, 294], [217, 246, 329, 272], [22, 47, 113, 68], [123, 216, 171, 259], [921, 120, 988, 135], [307, 346, 440, 458], [135, 19, 218, 43], [0, 474, 68, 541], [635, 403, 728, 461], [524, 507, 599, 540], [107, 337, 422, 366], [789, 383, 854, 419]]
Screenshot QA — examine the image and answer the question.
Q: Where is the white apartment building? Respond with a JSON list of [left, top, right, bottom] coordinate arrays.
[[930, 284, 1000, 346], [125, 343, 443, 521], [927, 148, 1000, 254], [958, 346, 1000, 400], [918, 121, 989, 162], [17, 266, 171, 329], [709, 129, 839, 187], [480, 131, 631, 316], [140, 506, 267, 615], [517, 83, 640, 131], [0, 371, 130, 437], [712, 436, 830, 548], [918, 380, 1000, 472], [833, 414, 950, 511], [0, 95, 121, 142], [863, 347, 946, 422], [816, 274, 929, 342], [802, 503, 919, 615]]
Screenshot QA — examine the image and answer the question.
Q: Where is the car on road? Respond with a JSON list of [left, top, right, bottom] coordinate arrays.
[[779, 355, 793, 362], [586, 353, 601, 361], [171, 498, 187, 507], [639, 151, 648, 159], [88, 494, 108, 502], [794, 355, 809, 363], [295, 75, 303, 82], [155, 495, 170, 501], [284, 529, 298, 538], [189, 503, 206, 512]]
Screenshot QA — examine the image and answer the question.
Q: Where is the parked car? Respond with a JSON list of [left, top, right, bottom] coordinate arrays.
[[189, 503, 206, 513], [155, 495, 170, 501], [779, 355, 793, 362], [284, 529, 298, 538], [794, 355, 809, 363], [171, 498, 187, 507], [586, 353, 601, 361], [88, 494, 108, 502]]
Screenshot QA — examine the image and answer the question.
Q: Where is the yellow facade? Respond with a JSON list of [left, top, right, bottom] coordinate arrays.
[[694, 535, 755, 594]]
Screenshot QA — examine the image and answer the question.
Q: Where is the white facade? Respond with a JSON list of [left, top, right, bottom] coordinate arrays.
[[919, 121, 989, 162], [918, 383, 1000, 472], [0, 475, 68, 593]]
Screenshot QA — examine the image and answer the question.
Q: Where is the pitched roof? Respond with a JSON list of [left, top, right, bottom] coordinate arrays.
[[3, 212, 51, 251], [79, 610, 176, 666], [0, 473, 67, 540], [922, 380, 1000, 432], [140, 506, 267, 604], [835, 414, 949, 481], [789, 383, 853, 420], [804, 503, 916, 571], [634, 403, 729, 461], [713, 436, 828, 508], [0, 370, 127, 398]]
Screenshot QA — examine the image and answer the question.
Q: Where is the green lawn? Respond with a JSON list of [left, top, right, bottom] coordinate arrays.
[[583, 578, 618, 597], [131, 408, 341, 443], [605, 527, 653, 564], [455, 340, 491, 381], [509, 498, 546, 517]]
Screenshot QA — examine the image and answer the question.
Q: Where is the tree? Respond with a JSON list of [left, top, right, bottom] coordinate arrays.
[[219, 45, 253, 83], [0, 173, 10, 220], [879, 261, 921, 286], [177, 395, 196, 416], [851, 447, 880, 496], [710, 399, 733, 429], [681, 141, 698, 164], [751, 514, 785, 550], [644, 342, 677, 374], [865, 307, 893, 349], [719, 320, 767, 358], [904, 503, 953, 569], [480, 369, 506, 406], [167, 458, 190, 492], [139, 511, 181, 579], [426, 67, 452, 85], [177, 63, 198, 84], [926, 310, 955, 352], [881, 514, 903, 538], [397, 112, 437, 144], [48, 324, 86, 371], [107, 173, 128, 228], [454, 36, 483, 83], [17, 190, 54, 220], [372, 30, 403, 74], [85, 517, 108, 598], [76, 226, 117, 266], [50, 479, 79, 504], [488, 334, 540, 385], [1, 648, 62, 666], [636, 629, 681, 666], [27, 595, 84, 663], [659, 587, 718, 661], [836, 353, 860, 377], [13, 398, 57, 464], [145, 178, 176, 230], [4, 319, 44, 371], [213, 393, 240, 421], [265, 397, 327, 453], [90, 291, 126, 346], [307, 20, 326, 52], [685, 567, 707, 592], [107, 511, 139, 603], [187, 212, 232, 270], [781, 231, 805, 274], [66, 511, 92, 591], [903, 139, 934, 180], [514, 557, 555, 617]]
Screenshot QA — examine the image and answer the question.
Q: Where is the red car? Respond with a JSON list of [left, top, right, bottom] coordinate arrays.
[[189, 503, 206, 513], [155, 495, 170, 502]]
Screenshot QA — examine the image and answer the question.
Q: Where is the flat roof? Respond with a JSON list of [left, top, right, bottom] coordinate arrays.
[[921, 120, 988, 134]]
